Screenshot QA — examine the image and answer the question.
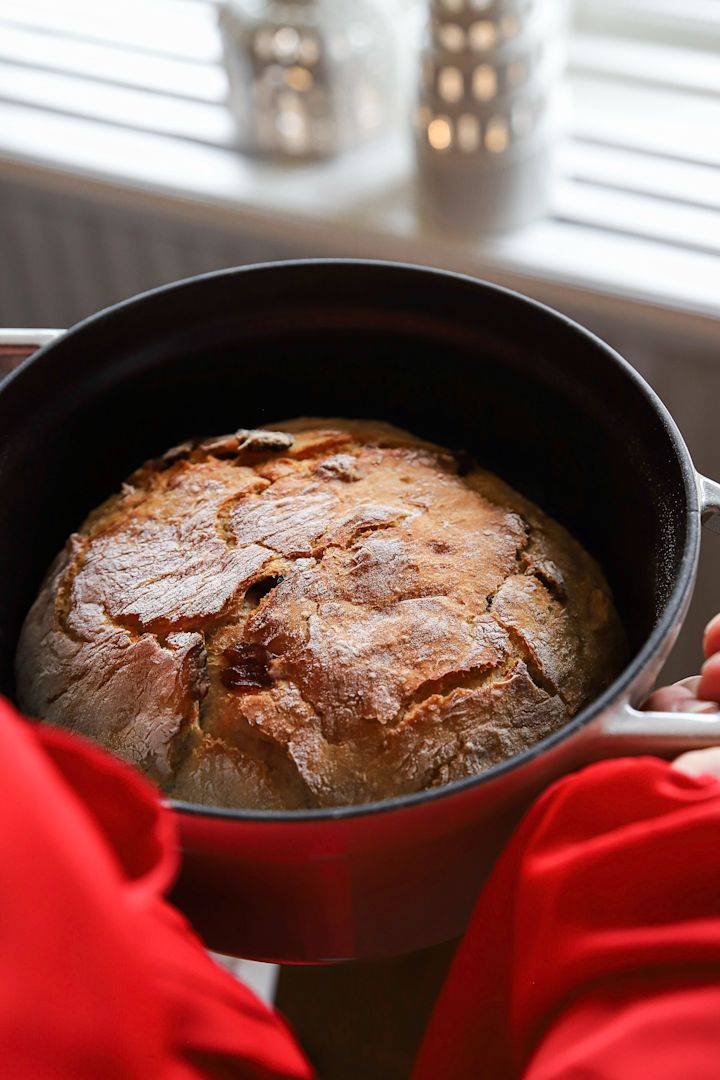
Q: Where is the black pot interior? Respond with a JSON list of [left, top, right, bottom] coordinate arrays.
[[0, 262, 692, 698]]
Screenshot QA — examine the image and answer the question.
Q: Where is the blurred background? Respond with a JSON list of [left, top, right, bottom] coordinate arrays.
[[0, 0, 719, 681]]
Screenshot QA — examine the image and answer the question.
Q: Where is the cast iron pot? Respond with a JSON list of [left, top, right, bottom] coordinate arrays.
[[1, 261, 720, 963]]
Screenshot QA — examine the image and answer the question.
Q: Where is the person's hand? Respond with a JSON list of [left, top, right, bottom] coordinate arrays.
[[643, 613, 720, 779], [644, 613, 720, 715]]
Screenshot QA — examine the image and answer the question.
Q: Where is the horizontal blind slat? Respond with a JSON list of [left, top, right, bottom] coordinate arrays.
[[552, 180, 720, 256], [570, 34, 720, 97], [559, 143, 720, 212], [0, 63, 235, 146], [571, 75, 720, 167], [0, 24, 226, 100], [0, 0, 219, 63]]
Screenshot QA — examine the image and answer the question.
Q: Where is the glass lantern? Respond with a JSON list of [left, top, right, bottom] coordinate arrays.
[[415, 0, 570, 233], [218, 0, 401, 161]]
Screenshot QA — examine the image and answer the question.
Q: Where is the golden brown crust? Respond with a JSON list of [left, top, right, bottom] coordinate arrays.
[[15, 418, 626, 808]]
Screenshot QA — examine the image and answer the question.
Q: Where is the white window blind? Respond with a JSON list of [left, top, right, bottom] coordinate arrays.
[[577, 0, 720, 49]]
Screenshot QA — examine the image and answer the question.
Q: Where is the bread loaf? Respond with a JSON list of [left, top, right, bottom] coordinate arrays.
[[16, 419, 625, 809]]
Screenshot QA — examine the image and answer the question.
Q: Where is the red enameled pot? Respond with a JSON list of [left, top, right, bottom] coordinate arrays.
[[1, 261, 719, 962]]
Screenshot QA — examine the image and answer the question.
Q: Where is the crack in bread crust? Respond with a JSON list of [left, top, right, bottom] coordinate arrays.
[[485, 516, 530, 613], [489, 618, 563, 702], [16, 418, 627, 809], [388, 654, 518, 732], [53, 537, 93, 644]]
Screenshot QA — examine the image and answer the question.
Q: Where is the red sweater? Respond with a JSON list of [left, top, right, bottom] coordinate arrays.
[[2, 693, 719, 1079]]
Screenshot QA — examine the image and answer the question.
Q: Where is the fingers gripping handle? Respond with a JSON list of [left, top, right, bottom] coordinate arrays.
[[600, 473, 720, 752]]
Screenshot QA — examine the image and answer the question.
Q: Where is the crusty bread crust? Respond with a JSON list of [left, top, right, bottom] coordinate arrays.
[[16, 419, 626, 808]]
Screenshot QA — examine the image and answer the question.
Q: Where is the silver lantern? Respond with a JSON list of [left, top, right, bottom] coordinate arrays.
[[218, 0, 401, 161]]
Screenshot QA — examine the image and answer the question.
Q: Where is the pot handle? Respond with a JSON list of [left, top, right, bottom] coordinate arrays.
[[700, 474, 720, 533], [0, 328, 65, 379], [601, 700, 720, 753], [601, 473, 720, 751]]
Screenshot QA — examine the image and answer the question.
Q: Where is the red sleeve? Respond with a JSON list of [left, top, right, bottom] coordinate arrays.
[[413, 757, 720, 1080], [0, 696, 313, 1080]]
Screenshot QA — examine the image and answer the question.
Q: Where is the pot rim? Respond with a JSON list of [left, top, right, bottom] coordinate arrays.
[[6, 258, 702, 824]]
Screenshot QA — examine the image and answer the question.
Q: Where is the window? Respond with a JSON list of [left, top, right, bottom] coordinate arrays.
[[0, 0, 718, 325]]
